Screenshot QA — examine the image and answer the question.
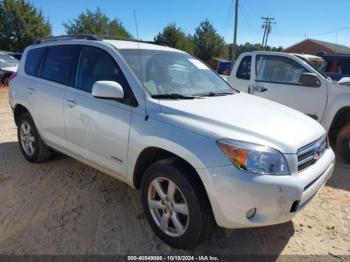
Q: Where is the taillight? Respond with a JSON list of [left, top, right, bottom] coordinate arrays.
[[8, 72, 17, 83]]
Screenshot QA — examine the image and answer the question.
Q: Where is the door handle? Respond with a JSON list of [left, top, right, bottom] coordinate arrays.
[[27, 87, 35, 95], [260, 87, 268, 92], [66, 99, 77, 108], [249, 85, 268, 94]]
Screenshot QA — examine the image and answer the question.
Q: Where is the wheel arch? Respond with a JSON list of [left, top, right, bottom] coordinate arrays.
[[13, 104, 30, 126], [133, 147, 203, 189], [132, 146, 215, 221], [328, 106, 350, 144]]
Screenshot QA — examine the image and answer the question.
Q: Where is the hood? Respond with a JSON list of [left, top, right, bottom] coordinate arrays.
[[156, 93, 325, 154], [338, 77, 350, 85], [1, 65, 18, 73]]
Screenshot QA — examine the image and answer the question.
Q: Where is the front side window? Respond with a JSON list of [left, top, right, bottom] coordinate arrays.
[[41, 46, 80, 85], [75, 47, 129, 93], [119, 49, 234, 96], [25, 48, 46, 76], [236, 56, 251, 80], [256, 55, 308, 85]]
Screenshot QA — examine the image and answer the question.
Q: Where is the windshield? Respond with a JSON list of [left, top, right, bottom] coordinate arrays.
[[119, 49, 235, 96], [0, 54, 19, 68]]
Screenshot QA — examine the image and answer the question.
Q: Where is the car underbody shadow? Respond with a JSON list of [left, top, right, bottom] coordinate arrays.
[[191, 221, 295, 256], [326, 157, 350, 192]]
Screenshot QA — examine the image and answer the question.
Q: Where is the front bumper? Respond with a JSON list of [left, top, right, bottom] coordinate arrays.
[[197, 148, 335, 229]]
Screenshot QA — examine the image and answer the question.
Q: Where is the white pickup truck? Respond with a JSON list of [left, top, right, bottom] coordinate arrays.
[[228, 51, 350, 163]]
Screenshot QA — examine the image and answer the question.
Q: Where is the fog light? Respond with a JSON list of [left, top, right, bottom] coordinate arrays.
[[246, 208, 256, 219]]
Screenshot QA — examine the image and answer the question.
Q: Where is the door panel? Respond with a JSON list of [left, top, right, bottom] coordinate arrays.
[[30, 45, 80, 147], [250, 55, 327, 121], [64, 46, 132, 177], [64, 90, 131, 176], [31, 78, 67, 147]]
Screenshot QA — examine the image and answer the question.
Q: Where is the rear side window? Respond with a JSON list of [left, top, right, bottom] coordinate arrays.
[[75, 46, 129, 93], [236, 56, 251, 80], [41, 46, 80, 86], [25, 48, 46, 76]]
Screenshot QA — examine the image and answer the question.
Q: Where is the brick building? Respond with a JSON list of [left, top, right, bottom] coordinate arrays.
[[284, 38, 350, 55]]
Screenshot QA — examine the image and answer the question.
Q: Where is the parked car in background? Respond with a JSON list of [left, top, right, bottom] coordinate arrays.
[[9, 52, 23, 60], [208, 57, 232, 76], [9, 35, 335, 249], [0, 53, 19, 85], [318, 54, 350, 81], [228, 51, 350, 163], [294, 53, 325, 71]]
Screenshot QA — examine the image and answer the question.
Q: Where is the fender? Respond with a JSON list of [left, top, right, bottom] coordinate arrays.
[[126, 113, 230, 188], [321, 93, 350, 132]]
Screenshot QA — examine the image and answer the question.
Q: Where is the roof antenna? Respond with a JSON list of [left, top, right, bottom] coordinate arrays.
[[133, 9, 149, 121]]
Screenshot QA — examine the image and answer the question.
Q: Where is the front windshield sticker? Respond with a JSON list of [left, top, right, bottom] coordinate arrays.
[[188, 58, 210, 70]]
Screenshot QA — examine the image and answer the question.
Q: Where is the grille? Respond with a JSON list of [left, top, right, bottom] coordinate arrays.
[[297, 136, 327, 172]]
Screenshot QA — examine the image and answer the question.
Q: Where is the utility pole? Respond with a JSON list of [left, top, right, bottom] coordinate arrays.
[[232, 0, 239, 63], [261, 17, 275, 49]]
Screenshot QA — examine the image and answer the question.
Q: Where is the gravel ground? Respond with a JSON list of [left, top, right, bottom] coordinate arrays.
[[0, 86, 349, 257]]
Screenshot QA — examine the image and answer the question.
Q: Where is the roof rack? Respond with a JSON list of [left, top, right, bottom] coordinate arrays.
[[95, 35, 167, 46], [33, 34, 99, 44], [33, 34, 167, 47]]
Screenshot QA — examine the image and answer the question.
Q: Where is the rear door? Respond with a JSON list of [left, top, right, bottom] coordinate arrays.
[[63, 46, 132, 178], [249, 54, 328, 121], [28, 45, 80, 148]]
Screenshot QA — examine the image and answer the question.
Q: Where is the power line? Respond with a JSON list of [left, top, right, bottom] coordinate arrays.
[[271, 25, 350, 38], [312, 25, 350, 36]]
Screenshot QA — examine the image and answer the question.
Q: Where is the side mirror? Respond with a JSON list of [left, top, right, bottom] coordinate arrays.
[[299, 72, 321, 87], [92, 81, 124, 99]]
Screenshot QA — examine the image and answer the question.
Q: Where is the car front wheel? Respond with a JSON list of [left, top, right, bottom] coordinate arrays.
[[141, 158, 215, 249]]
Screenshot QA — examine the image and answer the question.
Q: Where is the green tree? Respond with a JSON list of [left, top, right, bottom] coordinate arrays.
[[63, 8, 132, 38], [193, 19, 226, 62], [227, 42, 284, 59], [154, 23, 194, 54], [0, 0, 51, 52]]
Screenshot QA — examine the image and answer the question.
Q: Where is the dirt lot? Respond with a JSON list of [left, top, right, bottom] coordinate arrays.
[[0, 86, 349, 257]]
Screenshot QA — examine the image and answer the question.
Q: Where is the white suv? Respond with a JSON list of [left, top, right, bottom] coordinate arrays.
[[9, 35, 335, 249]]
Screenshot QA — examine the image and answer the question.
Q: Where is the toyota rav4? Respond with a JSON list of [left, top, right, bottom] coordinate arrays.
[[9, 35, 335, 249]]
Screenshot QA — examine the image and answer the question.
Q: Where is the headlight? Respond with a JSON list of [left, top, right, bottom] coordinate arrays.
[[217, 139, 289, 175]]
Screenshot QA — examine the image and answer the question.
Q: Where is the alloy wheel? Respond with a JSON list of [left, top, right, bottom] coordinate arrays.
[[148, 177, 189, 237], [20, 121, 35, 156]]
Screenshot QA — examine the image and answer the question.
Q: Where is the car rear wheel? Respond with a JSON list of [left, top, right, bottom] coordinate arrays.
[[17, 112, 53, 163], [141, 158, 215, 249], [336, 123, 350, 164], [2, 74, 11, 86]]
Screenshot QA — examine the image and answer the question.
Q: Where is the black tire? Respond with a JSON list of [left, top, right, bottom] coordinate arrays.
[[17, 112, 53, 163], [2, 74, 10, 86], [336, 123, 350, 164], [141, 158, 215, 249]]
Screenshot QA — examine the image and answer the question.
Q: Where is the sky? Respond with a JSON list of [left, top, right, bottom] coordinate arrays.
[[28, 0, 350, 48]]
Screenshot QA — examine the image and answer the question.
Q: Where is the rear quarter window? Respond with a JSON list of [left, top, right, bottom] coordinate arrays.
[[25, 48, 46, 76], [236, 56, 251, 80]]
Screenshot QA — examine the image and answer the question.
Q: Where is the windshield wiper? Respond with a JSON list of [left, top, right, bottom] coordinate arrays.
[[151, 93, 200, 100], [196, 91, 235, 97]]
